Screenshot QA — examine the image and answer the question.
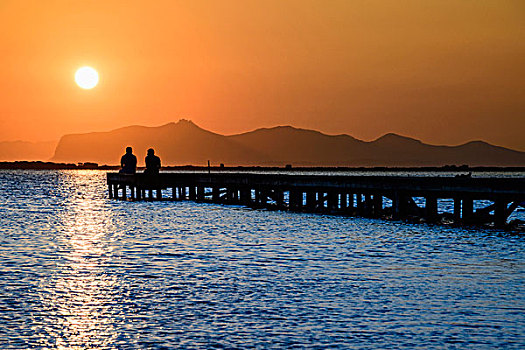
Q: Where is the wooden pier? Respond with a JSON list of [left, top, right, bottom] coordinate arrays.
[[107, 172, 525, 229]]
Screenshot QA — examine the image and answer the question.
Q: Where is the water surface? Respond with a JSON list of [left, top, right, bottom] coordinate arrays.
[[0, 170, 523, 349]]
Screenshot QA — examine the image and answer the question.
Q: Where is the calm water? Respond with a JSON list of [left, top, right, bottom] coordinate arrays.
[[0, 170, 524, 349]]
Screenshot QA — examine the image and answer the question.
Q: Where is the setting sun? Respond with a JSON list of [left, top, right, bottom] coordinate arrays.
[[75, 66, 99, 89]]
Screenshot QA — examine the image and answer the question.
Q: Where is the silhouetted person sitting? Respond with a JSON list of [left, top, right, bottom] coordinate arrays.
[[120, 146, 137, 174], [144, 148, 161, 175]]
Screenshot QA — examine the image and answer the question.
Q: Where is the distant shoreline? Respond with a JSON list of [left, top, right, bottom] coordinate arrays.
[[1, 161, 524, 172]]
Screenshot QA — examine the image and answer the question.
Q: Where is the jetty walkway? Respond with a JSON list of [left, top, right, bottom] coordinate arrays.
[[107, 172, 525, 228]]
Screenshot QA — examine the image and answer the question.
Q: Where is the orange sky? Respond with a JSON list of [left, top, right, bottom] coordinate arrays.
[[1, 0, 524, 150]]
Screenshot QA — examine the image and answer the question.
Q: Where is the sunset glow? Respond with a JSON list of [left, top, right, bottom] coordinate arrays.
[[0, 0, 524, 151]]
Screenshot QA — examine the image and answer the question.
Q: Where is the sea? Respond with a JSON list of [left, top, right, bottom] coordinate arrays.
[[0, 170, 524, 349]]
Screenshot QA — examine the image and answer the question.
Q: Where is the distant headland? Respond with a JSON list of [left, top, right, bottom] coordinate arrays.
[[2, 120, 525, 167]]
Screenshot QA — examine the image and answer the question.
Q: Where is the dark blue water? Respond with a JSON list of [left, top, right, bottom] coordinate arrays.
[[0, 170, 524, 349]]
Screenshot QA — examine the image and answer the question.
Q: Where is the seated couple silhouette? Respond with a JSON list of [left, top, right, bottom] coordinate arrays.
[[120, 147, 161, 175]]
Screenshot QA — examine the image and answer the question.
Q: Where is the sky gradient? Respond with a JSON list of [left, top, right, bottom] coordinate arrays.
[[1, 0, 524, 150]]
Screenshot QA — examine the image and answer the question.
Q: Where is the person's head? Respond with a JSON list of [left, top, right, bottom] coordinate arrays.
[[126, 146, 132, 154], [147, 148, 155, 156]]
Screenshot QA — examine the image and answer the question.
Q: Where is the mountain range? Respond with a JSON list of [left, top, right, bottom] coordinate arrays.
[[42, 119, 525, 167]]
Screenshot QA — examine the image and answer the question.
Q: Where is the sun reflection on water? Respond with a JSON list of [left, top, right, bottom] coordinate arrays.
[[37, 172, 121, 349]]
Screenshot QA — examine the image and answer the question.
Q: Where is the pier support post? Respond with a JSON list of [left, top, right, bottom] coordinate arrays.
[[364, 194, 373, 217], [225, 188, 233, 203], [494, 199, 507, 228], [425, 196, 438, 222], [454, 198, 461, 223], [392, 192, 408, 220], [425, 196, 438, 223], [356, 194, 364, 215], [156, 189, 162, 200], [259, 189, 268, 206], [188, 186, 196, 201], [392, 193, 399, 219], [279, 190, 285, 209], [240, 188, 251, 205], [108, 184, 113, 199], [197, 186, 205, 201], [316, 192, 324, 210], [254, 189, 260, 205], [373, 194, 382, 217], [274, 190, 284, 209], [211, 187, 218, 202], [289, 189, 301, 211], [306, 191, 316, 211], [463, 198, 473, 223], [136, 187, 142, 200], [327, 191, 337, 211], [130, 186, 135, 200]]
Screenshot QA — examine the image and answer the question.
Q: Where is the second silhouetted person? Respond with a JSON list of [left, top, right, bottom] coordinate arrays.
[[144, 148, 161, 175]]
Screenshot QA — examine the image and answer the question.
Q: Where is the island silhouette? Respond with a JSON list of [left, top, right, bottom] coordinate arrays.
[[48, 120, 525, 167], [2, 119, 524, 166]]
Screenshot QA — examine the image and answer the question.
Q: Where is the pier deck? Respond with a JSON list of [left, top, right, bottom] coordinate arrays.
[[107, 172, 525, 228]]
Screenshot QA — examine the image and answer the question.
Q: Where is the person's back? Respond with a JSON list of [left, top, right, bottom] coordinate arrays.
[[120, 147, 137, 174], [144, 148, 161, 175]]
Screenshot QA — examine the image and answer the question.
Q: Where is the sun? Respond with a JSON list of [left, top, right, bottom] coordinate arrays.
[[75, 66, 99, 89]]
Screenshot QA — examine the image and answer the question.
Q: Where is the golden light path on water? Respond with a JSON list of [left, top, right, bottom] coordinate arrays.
[[38, 172, 120, 349]]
